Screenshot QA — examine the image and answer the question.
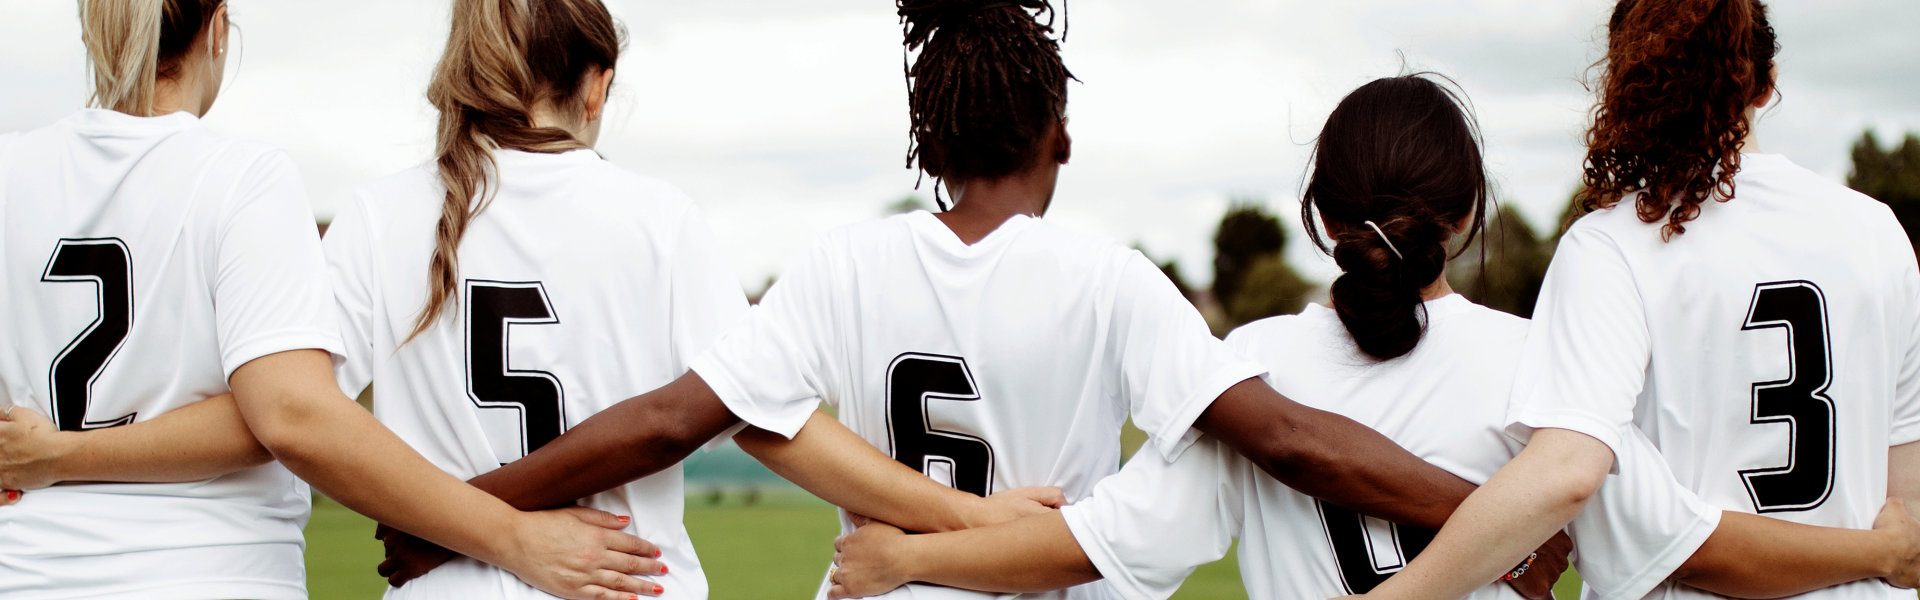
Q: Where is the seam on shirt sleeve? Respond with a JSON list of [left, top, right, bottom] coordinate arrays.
[[1061, 504, 1160, 600], [1149, 361, 1267, 462]]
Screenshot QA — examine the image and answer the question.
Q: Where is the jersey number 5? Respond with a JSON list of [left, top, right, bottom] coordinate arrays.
[[885, 353, 995, 497], [1739, 280, 1836, 513], [465, 280, 565, 465], [1316, 499, 1435, 593], [42, 238, 138, 431]]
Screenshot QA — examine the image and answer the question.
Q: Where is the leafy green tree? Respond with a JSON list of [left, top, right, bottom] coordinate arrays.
[[1212, 202, 1311, 326], [1847, 130, 1920, 257], [1448, 205, 1552, 318]]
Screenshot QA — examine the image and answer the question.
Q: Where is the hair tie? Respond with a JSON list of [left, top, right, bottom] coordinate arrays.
[[1364, 220, 1404, 260]]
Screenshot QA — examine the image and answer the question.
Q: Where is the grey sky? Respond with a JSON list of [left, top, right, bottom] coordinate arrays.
[[4, 0, 1916, 288]]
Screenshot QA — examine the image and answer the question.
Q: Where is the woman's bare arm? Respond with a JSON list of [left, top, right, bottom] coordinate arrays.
[[0, 394, 268, 491]]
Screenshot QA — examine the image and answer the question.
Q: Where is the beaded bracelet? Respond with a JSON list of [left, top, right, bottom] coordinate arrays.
[[1501, 552, 1539, 581]]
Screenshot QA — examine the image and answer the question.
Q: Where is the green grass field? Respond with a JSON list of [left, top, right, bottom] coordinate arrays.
[[304, 493, 1588, 599]]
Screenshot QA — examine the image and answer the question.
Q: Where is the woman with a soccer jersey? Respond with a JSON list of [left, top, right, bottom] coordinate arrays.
[[819, 72, 1920, 600]]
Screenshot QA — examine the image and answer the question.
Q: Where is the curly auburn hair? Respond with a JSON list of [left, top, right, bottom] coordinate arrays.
[[898, 0, 1073, 206], [1577, 0, 1778, 239]]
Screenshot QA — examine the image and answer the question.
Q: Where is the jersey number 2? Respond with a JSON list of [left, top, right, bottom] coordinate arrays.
[[1739, 281, 1836, 513], [42, 239, 138, 431], [885, 353, 995, 497], [466, 280, 565, 464], [1316, 500, 1435, 593]]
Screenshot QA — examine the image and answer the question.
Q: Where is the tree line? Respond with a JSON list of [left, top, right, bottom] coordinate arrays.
[[1185, 129, 1920, 331]]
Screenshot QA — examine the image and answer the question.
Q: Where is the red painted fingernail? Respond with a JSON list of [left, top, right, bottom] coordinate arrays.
[[654, 549, 662, 558], [660, 564, 669, 575], [6, 490, 18, 501], [652, 584, 664, 595], [628, 595, 639, 600], [617, 515, 630, 524]]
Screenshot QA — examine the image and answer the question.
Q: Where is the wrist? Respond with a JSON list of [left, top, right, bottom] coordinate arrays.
[[953, 497, 992, 532], [41, 431, 84, 483], [895, 533, 932, 584], [1877, 525, 1911, 579]]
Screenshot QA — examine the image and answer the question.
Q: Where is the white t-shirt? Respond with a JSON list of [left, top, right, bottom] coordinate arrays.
[[0, 109, 342, 600], [1509, 153, 1920, 600], [1061, 297, 1720, 600], [690, 211, 1266, 600], [325, 149, 748, 600]]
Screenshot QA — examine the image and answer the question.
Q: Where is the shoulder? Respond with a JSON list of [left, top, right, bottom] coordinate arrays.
[[1222, 313, 1315, 356], [576, 160, 695, 210]]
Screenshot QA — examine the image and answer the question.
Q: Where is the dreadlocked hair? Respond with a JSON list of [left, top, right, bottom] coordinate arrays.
[[412, 0, 622, 342], [1577, 0, 1777, 240], [898, 0, 1073, 208]]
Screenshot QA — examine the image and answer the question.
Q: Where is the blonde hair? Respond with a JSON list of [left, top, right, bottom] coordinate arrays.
[[77, 0, 223, 116], [412, 0, 621, 341]]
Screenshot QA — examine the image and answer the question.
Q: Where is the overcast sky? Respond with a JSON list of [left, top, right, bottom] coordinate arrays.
[[4, 0, 1916, 288]]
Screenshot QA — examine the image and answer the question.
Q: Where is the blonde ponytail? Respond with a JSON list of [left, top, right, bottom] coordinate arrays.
[[411, 0, 621, 341], [79, 0, 165, 115]]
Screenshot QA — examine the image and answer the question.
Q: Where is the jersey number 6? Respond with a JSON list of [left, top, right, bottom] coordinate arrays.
[[885, 353, 995, 497], [1739, 280, 1836, 513], [42, 238, 138, 431], [465, 280, 565, 465]]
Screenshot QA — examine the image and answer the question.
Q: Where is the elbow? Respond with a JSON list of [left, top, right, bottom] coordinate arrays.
[[243, 394, 326, 468]]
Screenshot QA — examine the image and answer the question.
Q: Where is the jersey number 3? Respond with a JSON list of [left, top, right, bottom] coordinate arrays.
[[466, 280, 565, 465], [1739, 280, 1836, 513], [42, 239, 138, 431], [885, 353, 995, 497]]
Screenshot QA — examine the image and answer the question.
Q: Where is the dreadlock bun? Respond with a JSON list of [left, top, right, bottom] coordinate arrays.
[[897, 0, 1071, 188]]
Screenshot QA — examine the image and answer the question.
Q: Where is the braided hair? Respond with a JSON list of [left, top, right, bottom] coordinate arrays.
[[898, 0, 1073, 208]]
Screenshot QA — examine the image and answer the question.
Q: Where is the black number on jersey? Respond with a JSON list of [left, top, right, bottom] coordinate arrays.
[[1315, 500, 1435, 593], [42, 238, 138, 431], [885, 353, 995, 497], [465, 280, 565, 463], [1738, 281, 1836, 513]]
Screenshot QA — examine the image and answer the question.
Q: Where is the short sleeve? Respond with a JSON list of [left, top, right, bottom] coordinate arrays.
[[1887, 224, 1920, 445], [688, 241, 840, 440], [321, 194, 378, 396], [1107, 252, 1266, 461], [1505, 224, 1650, 463], [1566, 426, 1721, 600], [212, 150, 344, 379], [1061, 436, 1243, 600]]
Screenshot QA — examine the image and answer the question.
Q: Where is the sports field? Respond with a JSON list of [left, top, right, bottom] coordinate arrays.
[[304, 492, 1589, 599]]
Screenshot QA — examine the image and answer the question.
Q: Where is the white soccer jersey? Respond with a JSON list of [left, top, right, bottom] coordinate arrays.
[[0, 109, 342, 600], [1060, 297, 1721, 600], [1508, 153, 1920, 600], [689, 211, 1266, 600], [324, 149, 748, 600]]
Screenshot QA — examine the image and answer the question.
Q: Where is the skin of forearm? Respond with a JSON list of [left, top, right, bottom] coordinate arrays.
[[902, 512, 1100, 593], [1365, 429, 1611, 600], [1674, 511, 1895, 598], [1194, 379, 1475, 529], [739, 411, 980, 533], [467, 372, 740, 510], [55, 393, 271, 483], [233, 350, 525, 564]]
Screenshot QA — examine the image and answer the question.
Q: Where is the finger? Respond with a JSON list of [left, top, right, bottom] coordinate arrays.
[[377, 558, 398, 579], [390, 563, 429, 588], [592, 569, 659, 596], [561, 506, 633, 530], [578, 581, 660, 600], [834, 534, 848, 552], [847, 513, 875, 527], [1030, 486, 1067, 507], [832, 550, 844, 567], [0, 490, 20, 507], [602, 549, 667, 577], [828, 583, 853, 600], [598, 530, 661, 560]]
